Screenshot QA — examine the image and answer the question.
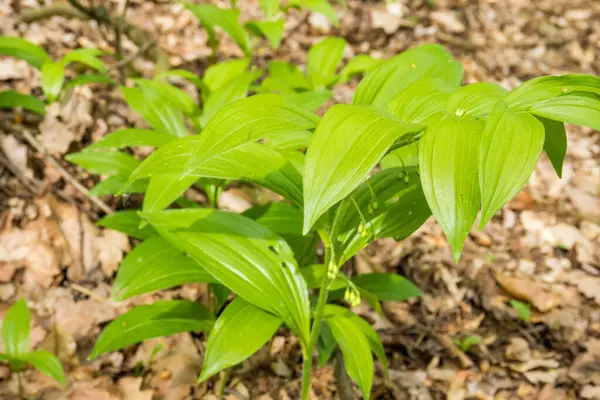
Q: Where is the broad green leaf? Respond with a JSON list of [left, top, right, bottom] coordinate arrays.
[[307, 37, 347, 89], [445, 82, 508, 118], [287, 90, 331, 112], [539, 117, 567, 178], [90, 300, 214, 359], [352, 273, 422, 302], [330, 167, 431, 264], [186, 4, 252, 55], [246, 20, 285, 49], [97, 210, 157, 239], [299, 264, 345, 290], [510, 299, 531, 322], [303, 104, 421, 234], [65, 150, 140, 176], [505, 74, 600, 111], [0, 91, 45, 115], [479, 101, 544, 228], [144, 208, 311, 346], [300, 0, 338, 25], [135, 79, 197, 116], [203, 58, 250, 93], [244, 203, 317, 266], [61, 48, 106, 72], [199, 70, 261, 127], [529, 93, 600, 131], [87, 129, 174, 150], [65, 73, 115, 89], [88, 175, 147, 197], [122, 87, 188, 138], [387, 78, 457, 124], [338, 55, 383, 83], [353, 44, 463, 110], [0, 36, 50, 69], [325, 305, 389, 384], [261, 61, 311, 93], [112, 236, 215, 301], [260, 0, 280, 18], [317, 322, 336, 367], [142, 174, 198, 215], [324, 308, 373, 399], [1, 299, 30, 357], [18, 351, 65, 384], [264, 130, 312, 151], [419, 114, 482, 261], [41, 62, 65, 102], [199, 298, 281, 381], [380, 142, 419, 169]]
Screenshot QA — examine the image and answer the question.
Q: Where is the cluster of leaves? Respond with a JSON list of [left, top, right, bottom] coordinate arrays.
[[0, 36, 112, 115], [0, 300, 65, 385]]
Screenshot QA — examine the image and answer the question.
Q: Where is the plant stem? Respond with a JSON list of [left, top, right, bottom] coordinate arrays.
[[301, 232, 336, 399], [17, 372, 23, 400]]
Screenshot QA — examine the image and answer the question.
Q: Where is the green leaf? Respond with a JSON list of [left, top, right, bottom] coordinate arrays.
[[338, 55, 383, 83], [300, 0, 338, 25], [88, 175, 147, 197], [186, 4, 252, 55], [1, 299, 30, 357], [203, 58, 250, 93], [261, 61, 311, 93], [144, 208, 311, 347], [380, 142, 419, 169], [479, 102, 545, 228], [300, 264, 345, 290], [317, 322, 336, 367], [65, 73, 115, 89], [307, 37, 347, 89], [454, 335, 481, 352], [510, 299, 531, 322], [200, 70, 261, 127], [330, 167, 431, 264], [90, 300, 214, 359], [353, 44, 463, 110], [0, 91, 45, 115], [419, 114, 482, 261], [246, 20, 285, 49], [352, 273, 422, 302], [122, 87, 188, 138], [324, 307, 373, 399], [505, 74, 600, 111], [86, 129, 175, 150], [303, 104, 421, 234], [199, 298, 281, 381], [287, 90, 331, 112], [97, 210, 157, 239], [259, 0, 280, 18], [112, 236, 215, 301], [529, 93, 600, 131], [61, 48, 106, 72], [0, 36, 50, 69], [135, 79, 197, 116], [65, 150, 140, 176], [387, 78, 457, 124], [538, 117, 567, 178], [446, 82, 508, 118], [41, 62, 65, 102], [244, 203, 317, 266], [18, 351, 65, 385], [264, 130, 313, 151], [156, 70, 207, 94]]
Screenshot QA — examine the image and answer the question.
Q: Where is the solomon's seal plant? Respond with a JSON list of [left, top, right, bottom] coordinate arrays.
[[68, 42, 599, 399]]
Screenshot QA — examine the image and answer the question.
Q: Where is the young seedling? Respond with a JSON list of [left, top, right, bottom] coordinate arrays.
[[510, 299, 532, 322], [0, 300, 65, 398], [454, 335, 482, 353], [67, 41, 600, 399]]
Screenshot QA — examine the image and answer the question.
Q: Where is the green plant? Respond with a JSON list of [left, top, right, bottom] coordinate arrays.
[[453, 335, 481, 353], [0, 36, 112, 115], [0, 299, 66, 398], [510, 299, 532, 322], [67, 42, 600, 399]]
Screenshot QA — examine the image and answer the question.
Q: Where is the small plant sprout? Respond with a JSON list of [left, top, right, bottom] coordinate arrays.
[[510, 299, 532, 322], [0, 299, 66, 398], [65, 40, 600, 399]]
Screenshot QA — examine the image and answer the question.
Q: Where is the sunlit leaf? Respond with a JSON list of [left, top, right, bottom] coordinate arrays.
[[86, 129, 174, 150], [65, 74, 115, 89], [387, 78, 456, 124], [18, 351, 65, 384], [41, 62, 65, 102], [338, 55, 383, 83], [419, 114, 482, 261], [1, 299, 30, 357], [479, 101, 544, 228], [529, 93, 600, 131], [199, 298, 281, 381], [261, 61, 311, 93], [97, 210, 157, 239], [0, 36, 50, 69], [259, 0, 280, 19], [445, 82, 508, 117], [88, 175, 147, 197], [246, 20, 285, 49], [61, 48, 106, 72], [287, 90, 331, 112], [203, 58, 250, 93], [90, 300, 214, 359], [135, 79, 197, 116], [0, 91, 45, 115], [299, 0, 338, 25], [307, 37, 346, 89], [353, 44, 462, 110], [65, 150, 140, 176], [264, 130, 313, 151]]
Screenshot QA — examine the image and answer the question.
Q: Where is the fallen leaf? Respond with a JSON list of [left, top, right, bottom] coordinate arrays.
[[494, 272, 559, 312], [118, 377, 154, 400]]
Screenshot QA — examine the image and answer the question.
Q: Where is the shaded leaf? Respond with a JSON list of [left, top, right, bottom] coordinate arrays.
[[1, 299, 30, 357], [317, 322, 336, 367], [87, 129, 174, 150], [479, 101, 544, 228], [353, 44, 462, 110], [307, 37, 346, 89], [112, 236, 215, 301], [19, 351, 65, 385], [41, 62, 65, 102], [419, 114, 482, 261], [0, 91, 45, 115], [90, 300, 214, 359], [300, 264, 345, 290], [65, 73, 115, 89], [199, 298, 281, 381], [352, 273, 422, 302], [65, 150, 140, 176], [538, 117, 567, 178], [0, 36, 50, 69], [97, 210, 157, 239]]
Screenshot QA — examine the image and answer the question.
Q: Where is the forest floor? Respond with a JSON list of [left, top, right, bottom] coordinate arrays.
[[1, 0, 599, 399]]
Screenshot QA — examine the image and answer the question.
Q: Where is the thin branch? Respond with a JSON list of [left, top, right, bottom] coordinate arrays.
[[109, 38, 157, 71], [20, 4, 87, 22]]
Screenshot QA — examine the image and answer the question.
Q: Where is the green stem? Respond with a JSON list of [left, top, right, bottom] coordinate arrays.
[[301, 231, 336, 399]]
